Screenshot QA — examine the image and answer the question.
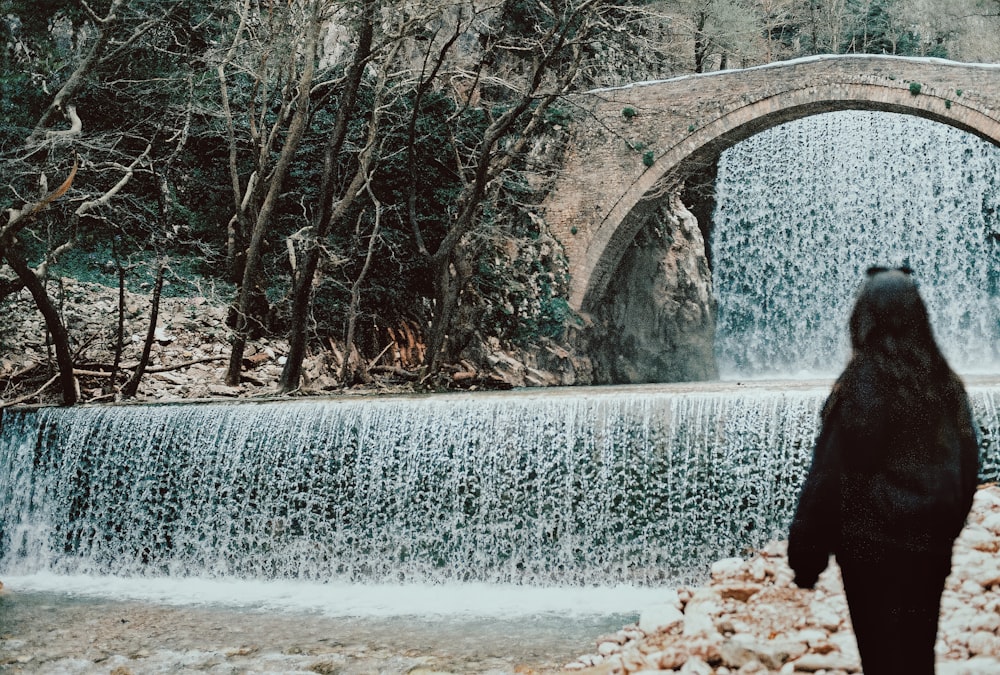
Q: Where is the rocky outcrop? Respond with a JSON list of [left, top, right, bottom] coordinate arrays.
[[583, 195, 717, 384], [565, 485, 1000, 674]]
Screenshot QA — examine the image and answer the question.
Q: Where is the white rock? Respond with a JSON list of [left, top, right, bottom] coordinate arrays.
[[974, 489, 1000, 512], [790, 651, 860, 672], [720, 634, 806, 670], [746, 556, 769, 582], [969, 612, 1000, 634], [980, 513, 1000, 536], [680, 656, 714, 674], [683, 589, 723, 639], [788, 628, 827, 645], [597, 641, 619, 656], [639, 603, 684, 635], [810, 597, 845, 631], [968, 631, 1000, 658], [824, 631, 861, 670], [958, 524, 994, 547], [960, 579, 984, 596], [153, 325, 174, 343], [711, 557, 747, 581], [938, 656, 1000, 675]]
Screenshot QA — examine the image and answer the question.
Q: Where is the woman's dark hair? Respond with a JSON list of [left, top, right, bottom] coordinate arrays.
[[840, 267, 955, 415]]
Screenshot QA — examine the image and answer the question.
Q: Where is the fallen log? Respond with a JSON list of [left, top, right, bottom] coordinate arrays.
[[370, 365, 420, 380], [73, 356, 226, 378], [0, 374, 59, 409]]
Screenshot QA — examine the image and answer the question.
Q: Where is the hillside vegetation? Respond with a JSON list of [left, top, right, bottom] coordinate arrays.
[[2, 0, 999, 405]]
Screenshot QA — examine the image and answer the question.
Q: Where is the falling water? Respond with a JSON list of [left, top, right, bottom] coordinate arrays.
[[3, 383, 1000, 598], [0, 386, 818, 591], [712, 111, 1000, 379]]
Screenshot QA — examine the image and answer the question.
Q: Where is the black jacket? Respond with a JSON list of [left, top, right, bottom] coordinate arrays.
[[788, 361, 980, 588]]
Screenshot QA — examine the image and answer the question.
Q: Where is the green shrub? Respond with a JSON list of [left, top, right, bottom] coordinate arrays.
[[909, 82, 922, 96], [545, 106, 572, 127], [642, 150, 655, 167]]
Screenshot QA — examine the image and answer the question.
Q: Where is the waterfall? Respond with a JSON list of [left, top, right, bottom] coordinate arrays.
[[712, 111, 1000, 379], [3, 385, 1000, 589]]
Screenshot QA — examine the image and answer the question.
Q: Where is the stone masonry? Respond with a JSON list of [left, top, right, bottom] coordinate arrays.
[[544, 55, 1000, 313]]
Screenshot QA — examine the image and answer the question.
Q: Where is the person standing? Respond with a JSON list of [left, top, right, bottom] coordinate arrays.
[[788, 267, 980, 674]]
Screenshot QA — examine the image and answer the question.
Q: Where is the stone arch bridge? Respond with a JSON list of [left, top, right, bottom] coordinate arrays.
[[544, 55, 1000, 321]]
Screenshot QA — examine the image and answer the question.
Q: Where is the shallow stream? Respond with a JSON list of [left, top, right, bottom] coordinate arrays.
[[0, 587, 637, 673]]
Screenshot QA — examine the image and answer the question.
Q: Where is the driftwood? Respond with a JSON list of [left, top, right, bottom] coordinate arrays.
[[4, 361, 39, 382], [73, 356, 226, 378], [0, 374, 59, 409], [369, 365, 420, 380], [368, 342, 393, 366]]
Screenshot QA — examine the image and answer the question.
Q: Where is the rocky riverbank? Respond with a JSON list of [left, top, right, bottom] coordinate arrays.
[[0, 278, 587, 406], [563, 484, 1000, 675]]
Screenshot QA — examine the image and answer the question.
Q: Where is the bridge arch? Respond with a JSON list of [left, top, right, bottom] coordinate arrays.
[[543, 56, 1000, 314]]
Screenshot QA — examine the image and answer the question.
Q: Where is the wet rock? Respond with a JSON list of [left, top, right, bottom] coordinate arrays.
[[584, 196, 717, 384]]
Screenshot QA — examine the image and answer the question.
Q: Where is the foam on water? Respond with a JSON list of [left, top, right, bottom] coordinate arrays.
[[713, 110, 1000, 379], [0, 573, 653, 618]]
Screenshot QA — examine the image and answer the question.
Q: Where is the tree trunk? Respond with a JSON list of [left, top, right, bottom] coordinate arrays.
[[4, 244, 77, 405], [694, 11, 708, 73], [28, 0, 125, 143], [425, 259, 461, 378], [226, 7, 320, 386], [279, 246, 321, 391], [278, 0, 377, 393], [109, 242, 126, 392], [340, 205, 381, 384], [121, 263, 166, 399]]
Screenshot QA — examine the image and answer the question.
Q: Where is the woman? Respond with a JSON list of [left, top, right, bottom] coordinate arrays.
[[788, 267, 980, 674]]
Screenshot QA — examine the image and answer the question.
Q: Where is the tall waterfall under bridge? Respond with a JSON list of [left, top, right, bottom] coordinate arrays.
[[544, 55, 1000, 314]]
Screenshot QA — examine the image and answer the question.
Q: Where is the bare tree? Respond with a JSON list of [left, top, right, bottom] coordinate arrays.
[[277, 0, 380, 392], [220, 0, 326, 385], [0, 0, 195, 404], [675, 0, 762, 71], [404, 0, 614, 377]]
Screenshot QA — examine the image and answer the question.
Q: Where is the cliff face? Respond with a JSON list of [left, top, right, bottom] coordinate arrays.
[[581, 195, 717, 384]]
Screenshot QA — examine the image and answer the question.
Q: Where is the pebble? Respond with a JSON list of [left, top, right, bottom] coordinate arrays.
[[564, 485, 1000, 674]]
